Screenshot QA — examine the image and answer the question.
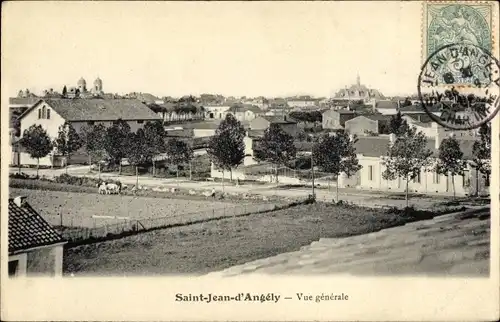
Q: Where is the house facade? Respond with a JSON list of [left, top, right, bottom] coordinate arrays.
[[204, 105, 231, 119], [226, 105, 263, 122], [8, 196, 67, 277], [344, 115, 391, 136], [322, 109, 357, 130], [348, 135, 489, 197], [249, 116, 298, 138], [287, 99, 319, 109], [15, 98, 161, 166]]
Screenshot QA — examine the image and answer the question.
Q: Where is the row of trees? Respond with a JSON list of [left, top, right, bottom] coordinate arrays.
[[288, 111, 322, 124], [382, 120, 491, 207], [20, 120, 193, 185]]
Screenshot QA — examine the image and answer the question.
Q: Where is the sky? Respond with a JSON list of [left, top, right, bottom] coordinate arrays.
[[2, 1, 423, 99]]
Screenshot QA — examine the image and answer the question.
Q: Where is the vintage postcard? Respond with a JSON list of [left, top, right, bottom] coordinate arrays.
[[1, 1, 499, 321]]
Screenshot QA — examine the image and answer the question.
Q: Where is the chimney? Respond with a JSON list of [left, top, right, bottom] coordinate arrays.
[[13, 196, 27, 208], [389, 133, 397, 144]]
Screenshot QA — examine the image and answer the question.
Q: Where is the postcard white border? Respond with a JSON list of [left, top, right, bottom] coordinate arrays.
[[1, 1, 499, 321]]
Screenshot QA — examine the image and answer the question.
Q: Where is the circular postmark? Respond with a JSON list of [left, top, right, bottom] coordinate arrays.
[[417, 43, 500, 130]]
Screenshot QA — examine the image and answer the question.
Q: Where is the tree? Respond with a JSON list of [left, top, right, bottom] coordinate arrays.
[[165, 138, 193, 181], [206, 114, 246, 187], [81, 124, 108, 177], [313, 132, 361, 202], [382, 126, 433, 208], [389, 111, 409, 136], [20, 125, 53, 177], [54, 121, 83, 174], [126, 129, 150, 187], [436, 137, 466, 198], [471, 123, 491, 196], [254, 124, 296, 184], [104, 119, 131, 174], [62, 86, 67, 98], [143, 120, 166, 176]]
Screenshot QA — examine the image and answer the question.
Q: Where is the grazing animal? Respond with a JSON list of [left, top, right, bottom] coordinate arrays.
[[98, 183, 108, 194], [106, 183, 120, 194]]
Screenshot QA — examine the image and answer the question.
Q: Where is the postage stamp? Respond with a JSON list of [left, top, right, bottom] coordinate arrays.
[[422, 2, 494, 65], [418, 43, 500, 130]]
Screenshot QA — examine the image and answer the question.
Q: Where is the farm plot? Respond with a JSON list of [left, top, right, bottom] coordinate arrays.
[[9, 188, 262, 228]]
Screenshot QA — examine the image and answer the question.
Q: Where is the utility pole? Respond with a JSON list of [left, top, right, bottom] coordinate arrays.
[[311, 142, 315, 198]]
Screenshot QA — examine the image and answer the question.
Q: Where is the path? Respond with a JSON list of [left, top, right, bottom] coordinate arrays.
[[208, 208, 490, 276], [10, 166, 457, 209]]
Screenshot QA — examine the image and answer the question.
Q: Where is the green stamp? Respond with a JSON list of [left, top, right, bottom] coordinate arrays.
[[424, 2, 493, 60]]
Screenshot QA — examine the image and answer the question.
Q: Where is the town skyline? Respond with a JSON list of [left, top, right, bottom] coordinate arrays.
[[4, 1, 422, 99]]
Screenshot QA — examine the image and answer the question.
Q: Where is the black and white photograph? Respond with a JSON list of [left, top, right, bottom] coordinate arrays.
[[1, 1, 499, 321]]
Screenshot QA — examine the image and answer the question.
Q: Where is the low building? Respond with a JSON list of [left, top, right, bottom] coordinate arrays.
[[403, 116, 479, 141], [249, 115, 298, 138], [344, 114, 392, 136], [374, 100, 399, 115], [8, 196, 67, 277], [348, 134, 489, 196], [399, 104, 441, 118], [226, 104, 263, 122], [322, 109, 357, 130], [287, 98, 319, 109], [15, 98, 161, 166], [204, 105, 231, 119]]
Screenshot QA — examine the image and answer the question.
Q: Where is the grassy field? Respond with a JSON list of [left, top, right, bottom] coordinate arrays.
[[63, 202, 449, 276], [9, 188, 260, 228]]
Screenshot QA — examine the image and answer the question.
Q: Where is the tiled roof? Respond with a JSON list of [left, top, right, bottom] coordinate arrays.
[[262, 116, 297, 124], [355, 114, 392, 122], [323, 109, 356, 116], [8, 198, 66, 254], [354, 136, 474, 159], [228, 104, 262, 113], [9, 97, 40, 106], [20, 99, 162, 122]]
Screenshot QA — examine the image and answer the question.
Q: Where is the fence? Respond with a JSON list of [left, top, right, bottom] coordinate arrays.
[[55, 202, 279, 243]]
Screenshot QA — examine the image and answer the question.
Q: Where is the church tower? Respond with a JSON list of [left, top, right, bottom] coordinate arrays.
[[77, 77, 87, 92], [93, 77, 103, 95]]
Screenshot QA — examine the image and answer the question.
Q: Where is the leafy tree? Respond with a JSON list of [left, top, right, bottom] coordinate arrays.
[[104, 119, 131, 174], [207, 114, 246, 187], [389, 111, 409, 136], [313, 132, 361, 202], [62, 86, 67, 98], [382, 126, 433, 208], [74, 88, 80, 98], [165, 138, 193, 180], [126, 129, 150, 187], [143, 120, 166, 176], [20, 125, 53, 177], [254, 124, 296, 184], [436, 137, 466, 198], [54, 121, 83, 174], [471, 123, 491, 195], [81, 123, 108, 177]]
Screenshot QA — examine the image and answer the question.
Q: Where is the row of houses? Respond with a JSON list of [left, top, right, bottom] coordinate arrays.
[[211, 130, 490, 197]]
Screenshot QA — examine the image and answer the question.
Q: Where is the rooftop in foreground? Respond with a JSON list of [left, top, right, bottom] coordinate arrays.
[[209, 208, 490, 277]]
